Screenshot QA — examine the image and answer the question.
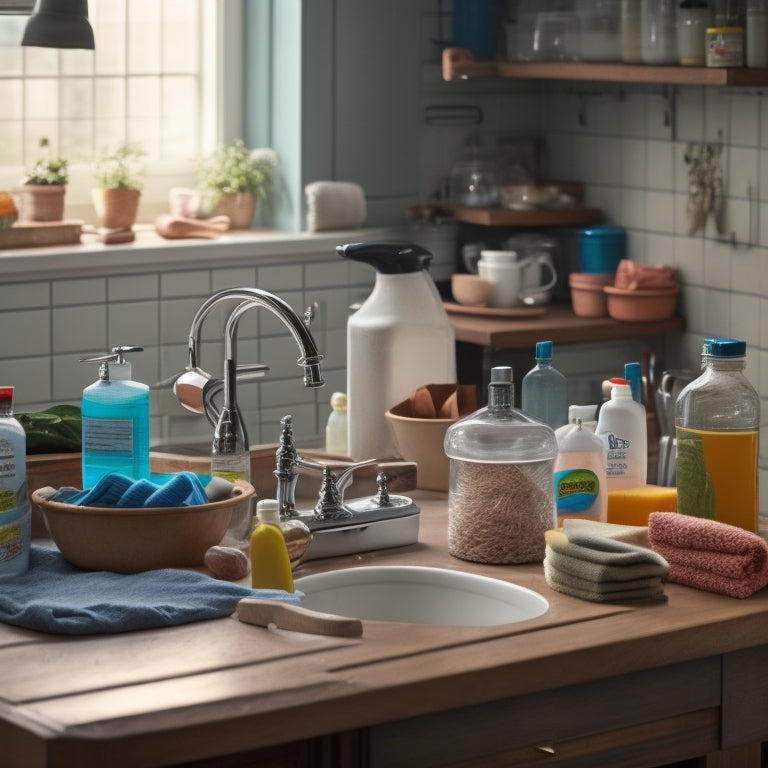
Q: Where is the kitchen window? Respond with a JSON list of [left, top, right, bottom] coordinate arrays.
[[0, 0, 242, 216]]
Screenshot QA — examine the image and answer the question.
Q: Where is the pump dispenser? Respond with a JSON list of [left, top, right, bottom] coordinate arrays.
[[338, 241, 456, 460], [80, 345, 150, 488]]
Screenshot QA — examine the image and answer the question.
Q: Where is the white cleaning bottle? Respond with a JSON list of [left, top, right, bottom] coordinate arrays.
[[0, 386, 32, 576], [554, 419, 608, 523], [80, 345, 150, 488], [595, 377, 647, 491], [325, 392, 348, 455], [338, 241, 456, 460]]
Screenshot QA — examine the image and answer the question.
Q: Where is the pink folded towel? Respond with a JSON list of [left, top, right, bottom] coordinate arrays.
[[647, 512, 768, 599]]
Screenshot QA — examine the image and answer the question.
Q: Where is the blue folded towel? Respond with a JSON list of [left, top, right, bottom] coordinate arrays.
[[0, 545, 303, 635], [53, 471, 210, 508]]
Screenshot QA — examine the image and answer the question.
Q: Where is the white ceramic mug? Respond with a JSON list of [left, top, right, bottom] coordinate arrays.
[[478, 250, 558, 307]]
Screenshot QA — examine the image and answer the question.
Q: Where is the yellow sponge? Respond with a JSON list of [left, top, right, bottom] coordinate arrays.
[[606, 485, 677, 527]]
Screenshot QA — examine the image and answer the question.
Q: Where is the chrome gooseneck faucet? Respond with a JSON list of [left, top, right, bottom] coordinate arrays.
[[178, 287, 325, 545]]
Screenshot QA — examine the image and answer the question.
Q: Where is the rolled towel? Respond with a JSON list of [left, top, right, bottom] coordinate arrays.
[[544, 529, 669, 603], [305, 181, 366, 232], [647, 512, 768, 599]]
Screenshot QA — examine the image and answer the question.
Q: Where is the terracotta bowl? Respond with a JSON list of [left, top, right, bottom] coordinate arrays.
[[31, 480, 256, 573], [451, 273, 495, 307], [569, 272, 613, 317], [604, 284, 680, 322]]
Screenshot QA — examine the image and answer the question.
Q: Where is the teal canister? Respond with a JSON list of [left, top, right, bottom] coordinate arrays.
[[444, 366, 557, 564], [0, 386, 32, 576], [80, 345, 150, 488], [577, 225, 626, 274]]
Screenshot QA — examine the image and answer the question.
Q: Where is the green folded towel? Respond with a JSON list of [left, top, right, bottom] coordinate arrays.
[[544, 529, 669, 603]]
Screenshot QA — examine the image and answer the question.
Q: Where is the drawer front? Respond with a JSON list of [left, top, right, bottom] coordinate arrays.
[[369, 658, 720, 768]]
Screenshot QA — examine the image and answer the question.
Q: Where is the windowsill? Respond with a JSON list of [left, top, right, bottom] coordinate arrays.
[[1, 223, 398, 282]]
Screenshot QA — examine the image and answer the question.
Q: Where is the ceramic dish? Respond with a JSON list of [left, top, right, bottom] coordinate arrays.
[[604, 285, 679, 322], [32, 480, 256, 573], [442, 301, 547, 318]]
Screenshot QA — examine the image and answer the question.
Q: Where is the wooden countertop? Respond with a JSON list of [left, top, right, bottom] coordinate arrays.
[[446, 302, 685, 348], [3, 494, 768, 766]]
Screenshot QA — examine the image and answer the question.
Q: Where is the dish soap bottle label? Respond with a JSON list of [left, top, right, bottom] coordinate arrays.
[[554, 468, 601, 515]]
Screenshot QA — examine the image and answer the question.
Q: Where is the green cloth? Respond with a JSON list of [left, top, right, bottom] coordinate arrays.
[[544, 529, 669, 603]]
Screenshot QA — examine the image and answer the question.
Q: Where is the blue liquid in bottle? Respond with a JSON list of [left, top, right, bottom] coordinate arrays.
[[81, 347, 150, 488]]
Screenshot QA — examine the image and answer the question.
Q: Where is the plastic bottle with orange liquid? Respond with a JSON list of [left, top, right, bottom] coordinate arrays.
[[675, 338, 760, 532]]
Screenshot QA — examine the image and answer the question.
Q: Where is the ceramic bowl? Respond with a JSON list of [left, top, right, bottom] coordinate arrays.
[[604, 284, 679, 322], [32, 479, 256, 573], [569, 272, 613, 317], [451, 273, 495, 307]]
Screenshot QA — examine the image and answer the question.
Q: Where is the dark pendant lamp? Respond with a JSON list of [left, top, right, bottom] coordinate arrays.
[[21, 0, 94, 50]]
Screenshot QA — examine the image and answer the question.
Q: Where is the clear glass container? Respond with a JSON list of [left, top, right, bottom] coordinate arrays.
[[675, 338, 760, 532], [444, 366, 557, 564], [641, 0, 678, 63], [677, 1, 712, 65]]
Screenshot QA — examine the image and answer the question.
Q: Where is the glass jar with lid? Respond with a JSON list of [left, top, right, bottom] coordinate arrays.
[[444, 366, 557, 564]]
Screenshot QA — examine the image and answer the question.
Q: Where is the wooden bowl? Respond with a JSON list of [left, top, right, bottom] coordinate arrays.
[[451, 273, 494, 307], [604, 285, 679, 322], [31, 480, 256, 573]]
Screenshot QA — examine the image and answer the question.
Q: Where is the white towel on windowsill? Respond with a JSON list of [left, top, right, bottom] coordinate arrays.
[[305, 181, 366, 232]]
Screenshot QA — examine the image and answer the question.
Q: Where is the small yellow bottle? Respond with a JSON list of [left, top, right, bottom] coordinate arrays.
[[250, 498, 295, 592]]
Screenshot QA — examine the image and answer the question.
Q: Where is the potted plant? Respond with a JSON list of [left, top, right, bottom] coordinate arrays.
[[195, 139, 277, 229], [92, 142, 147, 230], [17, 138, 69, 222]]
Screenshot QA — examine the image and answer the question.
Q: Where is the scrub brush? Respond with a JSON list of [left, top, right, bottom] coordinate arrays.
[[0, 192, 18, 230]]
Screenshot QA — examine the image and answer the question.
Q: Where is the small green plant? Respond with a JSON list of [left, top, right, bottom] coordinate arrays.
[[23, 138, 69, 186], [196, 139, 277, 204], [93, 142, 147, 192]]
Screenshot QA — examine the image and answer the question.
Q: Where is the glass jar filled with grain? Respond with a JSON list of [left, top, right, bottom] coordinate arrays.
[[444, 366, 557, 565]]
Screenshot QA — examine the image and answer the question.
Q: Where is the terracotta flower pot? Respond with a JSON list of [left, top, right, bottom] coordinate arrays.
[[16, 184, 66, 222], [212, 191, 257, 229], [92, 188, 141, 230]]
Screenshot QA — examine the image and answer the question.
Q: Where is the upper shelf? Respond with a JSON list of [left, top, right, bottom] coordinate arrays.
[[451, 205, 602, 227], [442, 47, 768, 87]]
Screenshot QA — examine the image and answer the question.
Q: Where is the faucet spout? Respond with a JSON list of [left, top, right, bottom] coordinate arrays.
[[186, 287, 324, 387]]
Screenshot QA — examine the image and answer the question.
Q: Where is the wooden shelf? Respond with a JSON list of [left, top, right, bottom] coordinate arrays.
[[443, 47, 768, 87], [451, 205, 603, 227], [446, 301, 685, 349]]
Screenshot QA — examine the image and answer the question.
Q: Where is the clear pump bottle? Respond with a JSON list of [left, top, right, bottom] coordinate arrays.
[[675, 338, 760, 532], [521, 340, 568, 430], [444, 366, 557, 564], [80, 345, 150, 488]]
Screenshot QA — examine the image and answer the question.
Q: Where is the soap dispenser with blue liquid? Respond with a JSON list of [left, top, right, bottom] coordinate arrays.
[[80, 345, 150, 488]]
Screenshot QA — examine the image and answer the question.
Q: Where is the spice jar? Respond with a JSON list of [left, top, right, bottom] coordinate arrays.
[[444, 366, 557, 564], [678, 1, 712, 65]]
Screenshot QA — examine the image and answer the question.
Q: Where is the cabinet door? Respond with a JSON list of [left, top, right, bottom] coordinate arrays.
[[333, 0, 421, 221]]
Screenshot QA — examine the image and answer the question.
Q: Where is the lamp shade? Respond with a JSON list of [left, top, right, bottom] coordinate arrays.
[[21, 0, 94, 50]]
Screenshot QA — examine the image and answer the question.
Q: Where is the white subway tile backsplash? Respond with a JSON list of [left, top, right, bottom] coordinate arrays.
[[0, 281, 48, 309], [52, 305, 107, 354], [647, 140, 675, 191], [108, 301, 160, 348], [256, 263, 304, 292], [675, 87, 705, 142], [1, 357, 50, 403], [730, 293, 762, 348], [160, 270, 211, 297], [730, 94, 760, 147], [108, 273, 159, 301], [52, 278, 106, 306], [621, 138, 646, 188], [0, 309, 50, 357], [645, 191, 675, 234], [212, 267, 257, 291]]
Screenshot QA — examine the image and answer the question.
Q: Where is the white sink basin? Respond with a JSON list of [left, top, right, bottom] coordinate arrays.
[[294, 565, 549, 627]]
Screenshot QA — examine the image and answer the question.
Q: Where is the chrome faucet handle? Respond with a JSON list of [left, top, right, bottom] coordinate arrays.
[[312, 458, 377, 521]]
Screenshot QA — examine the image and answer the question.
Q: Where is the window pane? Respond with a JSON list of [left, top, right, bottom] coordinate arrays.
[[25, 78, 59, 120], [61, 48, 95, 76], [94, 78, 124, 121], [61, 119, 94, 163], [162, 76, 197, 159], [0, 124, 22, 165], [23, 46, 58, 76], [60, 77, 93, 119], [0, 79, 23, 120], [128, 75, 160, 118], [92, 0, 126, 76], [24, 121, 59, 164], [162, 0, 198, 73], [128, 0, 161, 74]]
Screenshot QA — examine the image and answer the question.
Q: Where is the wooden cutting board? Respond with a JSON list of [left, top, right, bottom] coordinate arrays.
[[0, 220, 82, 249]]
